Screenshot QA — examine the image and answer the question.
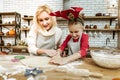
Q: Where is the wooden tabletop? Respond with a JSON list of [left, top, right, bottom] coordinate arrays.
[[0, 56, 120, 80]]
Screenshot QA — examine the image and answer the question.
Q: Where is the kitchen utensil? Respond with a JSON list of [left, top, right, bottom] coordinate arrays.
[[93, 32, 97, 38], [95, 13, 102, 16], [93, 25, 97, 29], [53, 67, 103, 78], [98, 32, 102, 37], [91, 50, 120, 69], [113, 31, 115, 39], [0, 31, 4, 35], [88, 32, 92, 37]]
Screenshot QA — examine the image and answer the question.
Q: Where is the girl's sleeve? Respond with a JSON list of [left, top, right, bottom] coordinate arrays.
[[59, 35, 71, 52], [79, 34, 89, 57]]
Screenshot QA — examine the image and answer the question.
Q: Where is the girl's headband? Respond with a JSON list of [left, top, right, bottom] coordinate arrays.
[[50, 7, 84, 25]]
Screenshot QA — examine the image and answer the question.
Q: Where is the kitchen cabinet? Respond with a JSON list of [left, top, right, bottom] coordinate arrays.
[[0, 12, 21, 51]]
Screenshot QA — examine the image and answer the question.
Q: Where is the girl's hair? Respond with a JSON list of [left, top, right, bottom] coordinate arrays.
[[68, 14, 84, 30], [68, 14, 84, 26], [33, 4, 57, 29]]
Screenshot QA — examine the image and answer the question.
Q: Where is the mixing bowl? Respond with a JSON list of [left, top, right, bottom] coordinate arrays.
[[90, 50, 120, 69]]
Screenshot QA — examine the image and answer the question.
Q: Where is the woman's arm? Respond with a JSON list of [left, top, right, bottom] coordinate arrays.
[[27, 25, 38, 55]]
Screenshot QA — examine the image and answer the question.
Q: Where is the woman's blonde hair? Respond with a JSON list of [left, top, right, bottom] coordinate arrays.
[[33, 4, 57, 29]]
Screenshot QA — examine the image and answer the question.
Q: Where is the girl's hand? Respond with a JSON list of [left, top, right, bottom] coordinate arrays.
[[50, 54, 68, 65]]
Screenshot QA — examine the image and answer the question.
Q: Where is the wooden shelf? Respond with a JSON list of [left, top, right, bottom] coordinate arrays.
[[22, 16, 118, 22], [20, 27, 30, 31], [11, 46, 28, 49], [0, 34, 15, 37], [56, 16, 118, 20], [84, 16, 117, 20], [0, 12, 20, 15], [0, 46, 28, 49], [22, 17, 33, 26], [0, 24, 16, 26], [0, 12, 21, 51], [84, 29, 120, 31], [84, 16, 117, 25], [0, 46, 11, 48], [89, 47, 120, 51], [22, 17, 33, 20]]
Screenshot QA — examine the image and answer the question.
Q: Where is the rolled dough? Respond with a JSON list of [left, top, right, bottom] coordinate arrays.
[[20, 56, 57, 68]]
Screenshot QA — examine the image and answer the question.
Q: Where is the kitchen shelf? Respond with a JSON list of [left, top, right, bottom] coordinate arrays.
[[57, 16, 117, 25], [84, 29, 120, 31], [22, 17, 33, 26], [89, 47, 120, 51], [22, 17, 33, 20], [56, 16, 117, 20], [0, 46, 11, 48], [20, 27, 30, 37], [0, 12, 21, 51], [84, 16, 117, 26], [20, 27, 30, 31], [0, 24, 16, 26], [84, 16, 117, 19], [0, 45, 27, 49], [11, 46, 28, 49], [0, 12, 20, 15], [22, 17, 32, 37], [0, 35, 15, 37]]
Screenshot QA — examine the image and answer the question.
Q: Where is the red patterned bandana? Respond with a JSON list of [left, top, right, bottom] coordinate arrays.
[[50, 7, 84, 25]]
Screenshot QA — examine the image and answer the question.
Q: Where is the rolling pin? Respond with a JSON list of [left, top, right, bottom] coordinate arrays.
[[54, 68, 103, 78]]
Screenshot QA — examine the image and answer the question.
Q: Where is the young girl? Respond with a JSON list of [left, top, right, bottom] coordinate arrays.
[[49, 7, 89, 65]]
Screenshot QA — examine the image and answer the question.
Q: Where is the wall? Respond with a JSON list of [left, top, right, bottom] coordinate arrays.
[[61, 0, 118, 48], [0, 0, 118, 48], [0, 0, 3, 11]]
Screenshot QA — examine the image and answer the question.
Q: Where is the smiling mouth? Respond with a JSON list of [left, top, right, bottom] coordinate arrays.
[[73, 36, 79, 39], [44, 25, 48, 28]]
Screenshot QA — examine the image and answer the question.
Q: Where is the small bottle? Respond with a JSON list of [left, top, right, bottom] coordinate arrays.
[[93, 25, 97, 29], [115, 23, 119, 29]]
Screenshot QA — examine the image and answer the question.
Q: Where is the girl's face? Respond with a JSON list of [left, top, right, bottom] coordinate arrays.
[[37, 11, 52, 31], [69, 24, 83, 39]]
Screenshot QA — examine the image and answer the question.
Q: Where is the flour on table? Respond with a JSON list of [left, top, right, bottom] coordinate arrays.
[[20, 56, 57, 68]]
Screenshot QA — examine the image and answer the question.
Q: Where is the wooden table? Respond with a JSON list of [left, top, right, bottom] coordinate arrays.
[[0, 55, 120, 80]]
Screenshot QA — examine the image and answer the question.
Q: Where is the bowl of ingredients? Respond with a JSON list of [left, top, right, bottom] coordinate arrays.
[[90, 50, 120, 69]]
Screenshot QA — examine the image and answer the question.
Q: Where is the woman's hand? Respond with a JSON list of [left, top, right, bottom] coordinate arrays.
[[44, 50, 58, 57], [50, 53, 68, 65]]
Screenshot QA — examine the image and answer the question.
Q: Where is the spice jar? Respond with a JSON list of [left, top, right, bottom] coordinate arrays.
[[0, 40, 4, 46], [85, 25, 89, 29], [104, 24, 110, 29], [93, 25, 97, 29], [115, 23, 119, 29]]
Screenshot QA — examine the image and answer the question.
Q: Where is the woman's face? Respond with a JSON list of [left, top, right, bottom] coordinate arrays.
[[37, 11, 52, 31], [69, 24, 83, 39]]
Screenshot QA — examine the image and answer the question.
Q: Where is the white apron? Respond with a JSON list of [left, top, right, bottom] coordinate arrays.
[[68, 34, 82, 55], [36, 33, 56, 49]]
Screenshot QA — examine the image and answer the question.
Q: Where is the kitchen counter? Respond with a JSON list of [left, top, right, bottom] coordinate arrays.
[[0, 55, 120, 80]]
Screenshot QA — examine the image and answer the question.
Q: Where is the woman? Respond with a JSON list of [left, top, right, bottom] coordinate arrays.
[[50, 7, 89, 65], [27, 4, 62, 56]]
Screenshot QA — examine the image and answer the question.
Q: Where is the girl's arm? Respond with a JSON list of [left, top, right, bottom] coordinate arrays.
[[79, 33, 89, 57]]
